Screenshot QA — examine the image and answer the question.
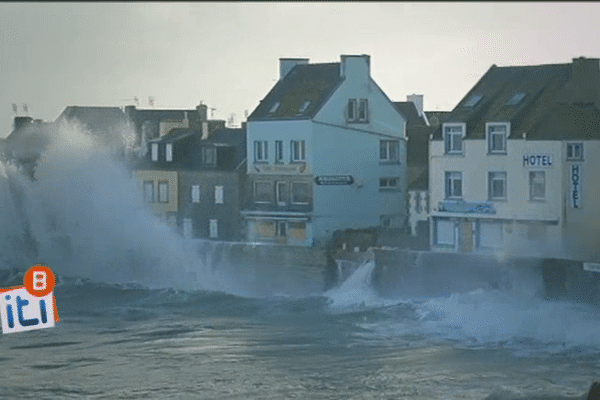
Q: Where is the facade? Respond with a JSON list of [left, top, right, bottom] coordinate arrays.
[[242, 55, 407, 246], [134, 126, 246, 241], [429, 57, 600, 264]]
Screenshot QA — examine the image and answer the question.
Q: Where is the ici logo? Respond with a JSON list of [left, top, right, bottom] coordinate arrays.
[[0, 265, 59, 334]]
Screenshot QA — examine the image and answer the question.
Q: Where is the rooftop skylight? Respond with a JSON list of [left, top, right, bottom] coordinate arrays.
[[297, 100, 311, 114], [506, 92, 526, 106], [268, 102, 280, 114], [463, 94, 482, 107]]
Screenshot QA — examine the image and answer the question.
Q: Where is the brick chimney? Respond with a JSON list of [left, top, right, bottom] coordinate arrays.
[[196, 103, 208, 121], [279, 58, 309, 80], [571, 57, 600, 104]]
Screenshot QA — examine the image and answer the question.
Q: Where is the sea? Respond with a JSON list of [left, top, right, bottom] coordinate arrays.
[[1, 122, 599, 399]]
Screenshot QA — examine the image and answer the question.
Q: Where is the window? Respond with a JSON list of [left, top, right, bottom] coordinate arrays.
[[379, 177, 399, 190], [158, 181, 169, 203], [276, 221, 287, 238], [191, 185, 200, 203], [268, 102, 280, 114], [444, 124, 464, 154], [291, 182, 310, 204], [380, 215, 392, 228], [477, 221, 504, 249], [488, 172, 507, 200], [166, 143, 173, 162], [143, 181, 154, 203], [463, 94, 482, 107], [275, 140, 284, 163], [254, 140, 268, 162], [276, 181, 287, 206], [291, 140, 306, 162], [254, 181, 272, 204], [347, 99, 357, 121], [567, 142, 583, 161], [445, 171, 462, 199], [506, 92, 526, 106], [209, 219, 218, 238], [215, 186, 224, 204], [487, 123, 508, 154], [358, 99, 368, 122], [380, 140, 399, 162], [202, 147, 216, 166], [298, 100, 311, 114], [151, 143, 158, 161], [435, 219, 455, 246], [529, 171, 545, 201]]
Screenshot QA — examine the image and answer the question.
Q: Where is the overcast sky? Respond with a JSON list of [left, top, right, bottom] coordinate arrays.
[[1, 2, 600, 137]]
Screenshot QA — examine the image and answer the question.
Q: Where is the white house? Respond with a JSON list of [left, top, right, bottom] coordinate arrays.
[[429, 56, 600, 264], [242, 55, 407, 246]]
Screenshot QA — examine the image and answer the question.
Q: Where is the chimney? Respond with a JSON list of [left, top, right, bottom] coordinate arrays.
[[571, 57, 600, 104], [196, 103, 208, 121], [13, 116, 33, 131], [201, 121, 208, 140], [407, 94, 424, 117], [279, 58, 309, 80], [340, 54, 370, 79]]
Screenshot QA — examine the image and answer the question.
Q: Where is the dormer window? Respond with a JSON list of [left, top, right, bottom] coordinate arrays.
[[443, 123, 465, 154], [268, 102, 280, 114], [165, 143, 173, 162], [297, 100, 311, 115], [202, 146, 216, 166], [151, 143, 158, 161], [463, 94, 482, 107], [487, 122, 509, 154]]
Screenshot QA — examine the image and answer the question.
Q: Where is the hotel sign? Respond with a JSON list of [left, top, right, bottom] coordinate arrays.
[[314, 175, 354, 185], [523, 154, 553, 167], [438, 201, 496, 214], [571, 164, 582, 208]]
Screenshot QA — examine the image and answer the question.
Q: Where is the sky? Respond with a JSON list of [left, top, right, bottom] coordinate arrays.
[[1, 2, 600, 138]]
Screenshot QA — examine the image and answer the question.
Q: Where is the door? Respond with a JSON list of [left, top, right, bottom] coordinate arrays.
[[459, 220, 473, 252]]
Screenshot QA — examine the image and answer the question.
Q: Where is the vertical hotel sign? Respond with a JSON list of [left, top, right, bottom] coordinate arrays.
[[570, 164, 582, 208]]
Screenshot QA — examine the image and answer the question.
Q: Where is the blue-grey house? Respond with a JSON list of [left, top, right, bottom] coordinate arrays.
[[242, 54, 407, 246]]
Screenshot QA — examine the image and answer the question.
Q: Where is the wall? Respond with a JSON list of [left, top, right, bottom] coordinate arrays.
[[135, 170, 178, 216]]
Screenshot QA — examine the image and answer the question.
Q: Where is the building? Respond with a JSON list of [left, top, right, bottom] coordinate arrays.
[[134, 126, 246, 241], [242, 55, 407, 246], [429, 56, 600, 263]]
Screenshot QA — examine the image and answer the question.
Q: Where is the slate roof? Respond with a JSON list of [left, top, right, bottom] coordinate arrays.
[[430, 61, 597, 141], [393, 102, 427, 127], [56, 106, 129, 134], [248, 63, 343, 120], [3, 120, 56, 161]]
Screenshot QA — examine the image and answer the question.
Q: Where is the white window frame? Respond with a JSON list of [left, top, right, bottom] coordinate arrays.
[[529, 171, 546, 201], [380, 140, 399, 163], [435, 219, 456, 247], [254, 140, 268, 162], [276, 181, 287, 206], [566, 142, 584, 161], [254, 181, 272, 204], [151, 143, 158, 161], [209, 219, 218, 238], [275, 140, 284, 163], [358, 99, 368, 122], [297, 100, 311, 115], [158, 181, 169, 203], [165, 143, 173, 162], [191, 185, 200, 203], [443, 123, 465, 154], [291, 182, 310, 205], [488, 171, 507, 201], [291, 140, 306, 162], [143, 180, 154, 203], [486, 122, 509, 154], [379, 177, 399, 190], [215, 186, 224, 204], [445, 171, 462, 199], [347, 99, 357, 121]]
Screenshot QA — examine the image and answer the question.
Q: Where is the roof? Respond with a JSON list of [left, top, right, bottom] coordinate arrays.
[[393, 102, 427, 127], [248, 63, 343, 120], [3, 120, 56, 160], [432, 62, 584, 140], [56, 106, 129, 148]]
